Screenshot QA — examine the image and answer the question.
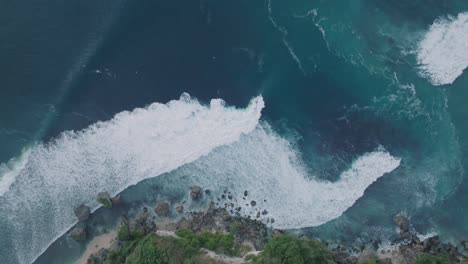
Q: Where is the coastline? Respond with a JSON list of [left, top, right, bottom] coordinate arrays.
[[68, 186, 468, 264], [75, 230, 117, 264]]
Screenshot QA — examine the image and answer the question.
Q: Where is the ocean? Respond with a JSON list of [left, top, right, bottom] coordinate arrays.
[[1, 0, 468, 263]]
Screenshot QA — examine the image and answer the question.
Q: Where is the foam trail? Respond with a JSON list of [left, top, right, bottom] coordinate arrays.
[[175, 125, 401, 229], [417, 12, 468, 85], [0, 94, 264, 264]]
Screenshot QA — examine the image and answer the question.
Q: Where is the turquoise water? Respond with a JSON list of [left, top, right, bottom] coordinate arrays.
[[1, 1, 468, 263]]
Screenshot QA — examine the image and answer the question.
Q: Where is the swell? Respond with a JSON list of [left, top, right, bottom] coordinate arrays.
[[0, 94, 264, 264]]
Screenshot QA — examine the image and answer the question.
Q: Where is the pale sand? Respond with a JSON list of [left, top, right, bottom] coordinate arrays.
[[75, 230, 117, 264]]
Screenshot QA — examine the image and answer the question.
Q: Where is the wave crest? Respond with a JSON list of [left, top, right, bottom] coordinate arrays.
[[0, 94, 263, 264], [417, 12, 468, 85]]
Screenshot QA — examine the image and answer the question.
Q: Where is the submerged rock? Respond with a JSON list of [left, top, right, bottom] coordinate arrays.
[[462, 240, 468, 250], [110, 194, 121, 206], [393, 215, 410, 233], [69, 225, 87, 241], [190, 186, 202, 200], [74, 204, 90, 222], [155, 202, 170, 217], [96, 192, 112, 208], [176, 205, 184, 214]]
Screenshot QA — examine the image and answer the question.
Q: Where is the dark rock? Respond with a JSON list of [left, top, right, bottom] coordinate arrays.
[[74, 204, 90, 222], [221, 194, 226, 199], [110, 195, 121, 205], [411, 234, 421, 245], [191, 186, 202, 200], [270, 218, 275, 224], [244, 190, 248, 196], [256, 211, 261, 218], [69, 225, 87, 241], [176, 205, 184, 214], [393, 215, 410, 232], [96, 192, 112, 208], [250, 201, 257, 207], [134, 212, 148, 224], [462, 240, 468, 250], [154, 202, 170, 217], [423, 236, 440, 252], [262, 209, 268, 215], [332, 251, 358, 264], [205, 189, 211, 195], [143, 207, 148, 213], [379, 259, 392, 264], [400, 231, 411, 240], [228, 195, 232, 200]]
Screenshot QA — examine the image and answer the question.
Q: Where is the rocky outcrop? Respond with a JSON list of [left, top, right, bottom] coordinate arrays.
[[393, 215, 410, 239], [74, 204, 90, 222], [190, 185, 202, 200], [176, 205, 184, 214], [154, 202, 170, 217], [96, 192, 112, 208], [69, 225, 87, 241], [110, 194, 121, 206]]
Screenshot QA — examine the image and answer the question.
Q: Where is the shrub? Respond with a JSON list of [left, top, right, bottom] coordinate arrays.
[[362, 257, 378, 264], [175, 229, 236, 256], [252, 235, 334, 264], [414, 253, 451, 264], [117, 226, 131, 241], [126, 236, 169, 264]]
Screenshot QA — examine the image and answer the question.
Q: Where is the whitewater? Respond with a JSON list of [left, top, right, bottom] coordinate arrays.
[[417, 12, 468, 86], [0, 94, 400, 264]]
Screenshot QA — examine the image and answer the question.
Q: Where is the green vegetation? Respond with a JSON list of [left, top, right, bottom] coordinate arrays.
[[251, 235, 334, 264], [104, 231, 337, 264], [126, 236, 169, 264], [414, 253, 451, 264], [175, 229, 237, 256], [104, 229, 241, 264], [117, 225, 145, 241], [362, 257, 378, 264], [96, 197, 112, 208], [105, 233, 200, 264]]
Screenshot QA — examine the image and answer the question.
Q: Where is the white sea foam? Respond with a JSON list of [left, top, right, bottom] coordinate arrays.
[[417, 12, 468, 85], [0, 94, 401, 263], [0, 94, 263, 264], [175, 125, 401, 229], [0, 148, 32, 196]]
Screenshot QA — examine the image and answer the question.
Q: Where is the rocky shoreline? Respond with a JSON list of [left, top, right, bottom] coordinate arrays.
[[68, 186, 468, 264]]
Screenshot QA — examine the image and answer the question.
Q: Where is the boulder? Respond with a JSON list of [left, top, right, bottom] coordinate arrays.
[[110, 194, 121, 205], [461, 240, 468, 250], [74, 204, 90, 222], [69, 225, 87, 241], [190, 186, 202, 200], [96, 192, 112, 208], [393, 215, 410, 233], [154, 202, 170, 217], [176, 205, 184, 214], [423, 236, 440, 252]]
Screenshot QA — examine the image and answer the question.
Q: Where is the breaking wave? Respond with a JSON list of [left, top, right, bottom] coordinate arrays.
[[174, 125, 401, 229], [0, 94, 263, 264], [417, 12, 468, 85], [0, 93, 401, 263]]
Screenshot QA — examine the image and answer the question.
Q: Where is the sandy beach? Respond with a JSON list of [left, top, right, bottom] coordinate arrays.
[[75, 230, 117, 264]]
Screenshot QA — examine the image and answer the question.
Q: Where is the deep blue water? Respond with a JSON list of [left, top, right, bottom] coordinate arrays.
[[1, 1, 468, 263]]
